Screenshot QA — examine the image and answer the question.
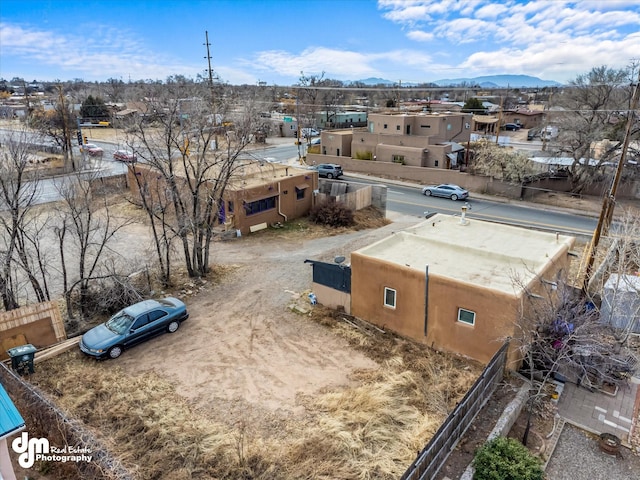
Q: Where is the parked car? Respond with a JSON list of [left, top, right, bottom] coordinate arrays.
[[421, 183, 469, 201], [310, 137, 321, 145], [300, 128, 320, 138], [80, 143, 104, 156], [527, 128, 539, 141], [315, 163, 343, 179], [80, 297, 189, 359], [503, 123, 521, 131], [113, 149, 137, 162]]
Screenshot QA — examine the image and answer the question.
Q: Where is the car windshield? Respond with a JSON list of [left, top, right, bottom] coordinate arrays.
[[105, 311, 134, 334]]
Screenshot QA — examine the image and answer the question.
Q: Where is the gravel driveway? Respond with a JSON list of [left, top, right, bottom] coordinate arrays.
[[545, 424, 640, 480]]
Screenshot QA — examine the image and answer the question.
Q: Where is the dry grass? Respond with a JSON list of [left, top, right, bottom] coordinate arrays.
[[257, 206, 391, 241], [29, 305, 481, 480]]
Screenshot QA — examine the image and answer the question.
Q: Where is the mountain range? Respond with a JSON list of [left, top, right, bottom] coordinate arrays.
[[355, 75, 562, 88]]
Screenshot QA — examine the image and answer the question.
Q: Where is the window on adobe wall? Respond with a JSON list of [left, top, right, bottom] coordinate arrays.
[[396, 125, 401, 130], [295, 185, 307, 200], [244, 196, 277, 216], [457, 308, 476, 326], [383, 124, 388, 129], [384, 287, 396, 309]]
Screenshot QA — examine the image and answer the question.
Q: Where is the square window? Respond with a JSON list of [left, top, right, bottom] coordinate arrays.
[[396, 125, 401, 130], [384, 287, 396, 308], [458, 308, 475, 326], [383, 124, 388, 129]]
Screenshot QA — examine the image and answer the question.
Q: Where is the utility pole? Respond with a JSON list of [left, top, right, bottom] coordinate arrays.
[[204, 31, 215, 103], [582, 71, 640, 292], [204, 30, 218, 150], [495, 95, 504, 145]]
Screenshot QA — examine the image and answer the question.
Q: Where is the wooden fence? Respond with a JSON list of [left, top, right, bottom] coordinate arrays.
[[0, 301, 66, 360], [401, 340, 510, 480]]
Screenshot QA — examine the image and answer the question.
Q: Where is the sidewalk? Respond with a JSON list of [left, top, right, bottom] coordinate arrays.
[[557, 380, 639, 447]]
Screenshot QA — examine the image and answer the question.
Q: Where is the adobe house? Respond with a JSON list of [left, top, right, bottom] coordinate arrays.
[[502, 108, 546, 130], [222, 162, 318, 234], [316, 111, 472, 170], [349, 213, 575, 365], [129, 161, 318, 235]]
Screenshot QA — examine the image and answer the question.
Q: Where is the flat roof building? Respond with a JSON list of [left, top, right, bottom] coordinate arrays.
[[350, 213, 575, 364]]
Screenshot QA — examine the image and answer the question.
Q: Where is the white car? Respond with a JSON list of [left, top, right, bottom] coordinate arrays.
[[300, 128, 319, 138]]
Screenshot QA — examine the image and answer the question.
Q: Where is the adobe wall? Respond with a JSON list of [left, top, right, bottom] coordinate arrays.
[[350, 253, 520, 365], [307, 153, 520, 198]]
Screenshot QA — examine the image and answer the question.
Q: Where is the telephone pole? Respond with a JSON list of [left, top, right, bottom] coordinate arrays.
[[204, 31, 215, 103], [204, 30, 219, 149], [582, 71, 640, 291]]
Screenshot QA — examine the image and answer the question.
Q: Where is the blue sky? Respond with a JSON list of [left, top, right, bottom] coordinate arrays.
[[1, 0, 639, 85]]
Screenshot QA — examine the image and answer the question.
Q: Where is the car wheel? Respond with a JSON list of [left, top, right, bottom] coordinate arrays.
[[108, 345, 123, 359], [327, 173, 334, 179], [451, 194, 458, 201], [167, 320, 180, 333], [424, 190, 432, 196]]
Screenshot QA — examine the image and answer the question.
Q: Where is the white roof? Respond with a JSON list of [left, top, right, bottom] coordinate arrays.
[[355, 214, 574, 295]]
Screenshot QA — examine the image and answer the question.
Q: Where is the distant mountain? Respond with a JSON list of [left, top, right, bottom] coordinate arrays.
[[352, 77, 397, 86], [432, 75, 562, 88], [351, 74, 561, 88]]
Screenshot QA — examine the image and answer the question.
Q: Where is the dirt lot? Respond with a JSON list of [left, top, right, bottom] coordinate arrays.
[[17, 207, 483, 479]]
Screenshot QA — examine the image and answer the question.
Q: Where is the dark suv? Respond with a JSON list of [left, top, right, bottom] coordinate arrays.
[[316, 163, 343, 179]]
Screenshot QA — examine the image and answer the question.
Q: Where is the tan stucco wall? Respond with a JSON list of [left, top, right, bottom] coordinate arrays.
[[312, 283, 351, 314], [228, 172, 317, 234], [351, 237, 574, 365], [351, 255, 428, 340], [128, 164, 318, 235]]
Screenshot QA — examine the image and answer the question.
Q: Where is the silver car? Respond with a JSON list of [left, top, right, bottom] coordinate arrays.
[[315, 163, 343, 179], [421, 183, 469, 201]]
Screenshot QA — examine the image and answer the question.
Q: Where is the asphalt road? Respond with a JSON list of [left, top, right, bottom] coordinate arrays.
[[344, 176, 598, 238], [3, 131, 599, 238]]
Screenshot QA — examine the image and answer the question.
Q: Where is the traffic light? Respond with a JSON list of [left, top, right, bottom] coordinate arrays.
[[84, 135, 88, 144], [77, 131, 83, 145]]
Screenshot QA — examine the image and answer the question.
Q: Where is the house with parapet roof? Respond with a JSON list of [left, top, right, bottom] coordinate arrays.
[[313, 213, 576, 366], [128, 161, 319, 236], [313, 111, 473, 170]]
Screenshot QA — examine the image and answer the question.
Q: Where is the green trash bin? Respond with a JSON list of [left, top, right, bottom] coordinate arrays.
[[7, 344, 37, 375]]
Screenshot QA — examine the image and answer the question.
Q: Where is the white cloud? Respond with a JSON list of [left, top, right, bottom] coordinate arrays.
[[0, 22, 201, 82], [407, 30, 434, 41], [474, 3, 509, 19]]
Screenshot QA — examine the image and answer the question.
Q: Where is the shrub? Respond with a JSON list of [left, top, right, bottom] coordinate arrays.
[[354, 150, 373, 160], [309, 200, 355, 227], [472, 436, 543, 480]]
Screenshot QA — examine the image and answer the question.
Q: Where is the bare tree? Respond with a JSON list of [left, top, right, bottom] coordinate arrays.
[[586, 209, 640, 345], [54, 173, 134, 319], [28, 84, 79, 172], [469, 140, 535, 182], [0, 130, 51, 310], [125, 84, 260, 281], [552, 65, 637, 193]]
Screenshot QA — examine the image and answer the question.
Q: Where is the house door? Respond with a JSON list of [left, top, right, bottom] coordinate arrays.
[[406, 125, 411, 135]]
